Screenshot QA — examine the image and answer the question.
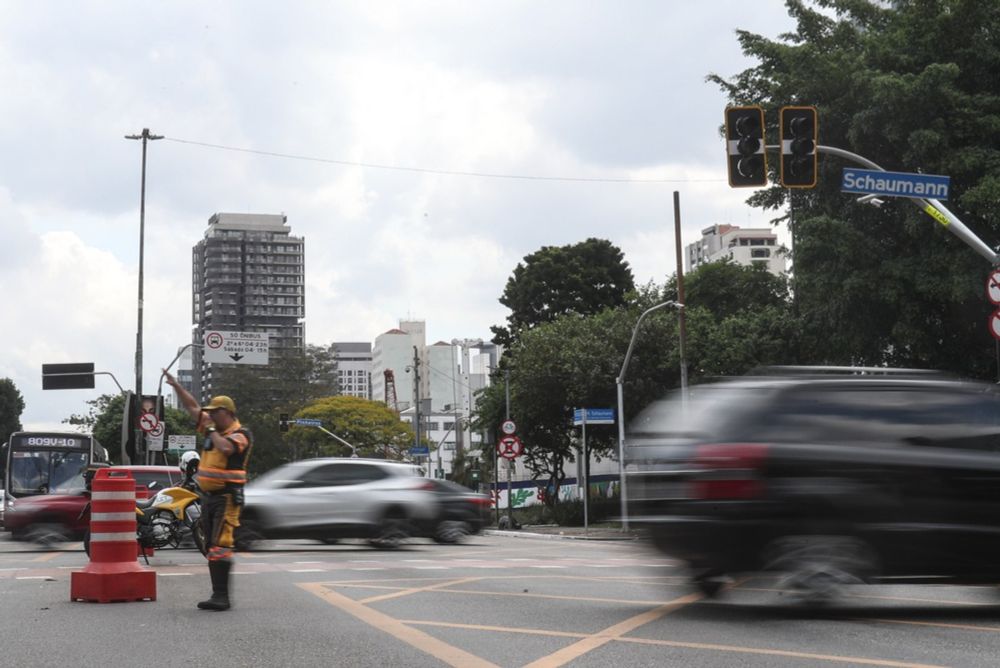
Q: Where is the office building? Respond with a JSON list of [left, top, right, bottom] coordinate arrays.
[[332, 342, 372, 399], [191, 212, 305, 400]]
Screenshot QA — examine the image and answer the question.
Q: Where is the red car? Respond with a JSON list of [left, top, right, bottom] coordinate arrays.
[[4, 465, 179, 544]]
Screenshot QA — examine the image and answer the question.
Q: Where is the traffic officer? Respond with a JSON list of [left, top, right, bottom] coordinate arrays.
[[163, 369, 252, 611]]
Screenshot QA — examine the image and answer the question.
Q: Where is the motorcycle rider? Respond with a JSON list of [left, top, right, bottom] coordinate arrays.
[[179, 451, 201, 491], [163, 369, 252, 612]]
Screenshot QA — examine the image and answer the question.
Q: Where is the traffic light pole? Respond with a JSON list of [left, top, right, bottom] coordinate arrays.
[[771, 144, 999, 265]]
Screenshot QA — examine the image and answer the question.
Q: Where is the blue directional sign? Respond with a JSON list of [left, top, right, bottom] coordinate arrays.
[[841, 168, 950, 200], [573, 408, 616, 426], [409, 446, 430, 456], [294, 418, 323, 427]]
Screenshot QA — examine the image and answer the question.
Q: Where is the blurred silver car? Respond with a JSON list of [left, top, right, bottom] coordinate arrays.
[[238, 458, 438, 549]]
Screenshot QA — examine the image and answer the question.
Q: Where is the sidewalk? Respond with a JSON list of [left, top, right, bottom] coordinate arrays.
[[483, 524, 641, 542]]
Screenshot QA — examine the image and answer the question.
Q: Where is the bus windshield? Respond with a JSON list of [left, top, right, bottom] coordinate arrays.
[[5, 433, 97, 498]]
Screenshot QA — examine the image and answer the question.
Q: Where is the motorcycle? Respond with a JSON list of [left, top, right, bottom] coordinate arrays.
[[82, 482, 207, 558]]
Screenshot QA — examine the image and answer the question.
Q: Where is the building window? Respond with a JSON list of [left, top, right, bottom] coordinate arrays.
[[751, 249, 771, 258]]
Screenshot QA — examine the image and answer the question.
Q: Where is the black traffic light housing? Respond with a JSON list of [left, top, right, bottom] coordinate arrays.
[[279, 413, 290, 433], [780, 106, 818, 188], [725, 106, 768, 187]]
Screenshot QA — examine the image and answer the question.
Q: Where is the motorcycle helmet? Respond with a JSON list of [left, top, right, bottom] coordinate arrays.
[[180, 450, 200, 477]]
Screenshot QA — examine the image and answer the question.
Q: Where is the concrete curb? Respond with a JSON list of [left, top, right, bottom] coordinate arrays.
[[482, 529, 639, 542]]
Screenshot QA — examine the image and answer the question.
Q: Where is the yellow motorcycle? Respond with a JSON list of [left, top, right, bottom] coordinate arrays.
[[82, 483, 207, 557]]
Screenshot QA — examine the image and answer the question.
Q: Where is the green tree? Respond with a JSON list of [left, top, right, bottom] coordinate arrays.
[[286, 396, 415, 460], [491, 238, 636, 346], [711, 0, 1000, 377], [0, 378, 25, 447]]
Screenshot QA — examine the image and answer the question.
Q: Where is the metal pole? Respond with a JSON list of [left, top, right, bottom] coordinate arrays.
[[673, 191, 689, 403], [412, 345, 421, 461], [616, 300, 684, 532], [582, 411, 588, 534], [505, 369, 512, 526]]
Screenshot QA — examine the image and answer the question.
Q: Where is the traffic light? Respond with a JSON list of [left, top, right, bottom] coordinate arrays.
[[780, 106, 818, 188], [279, 413, 290, 433], [725, 106, 767, 187]]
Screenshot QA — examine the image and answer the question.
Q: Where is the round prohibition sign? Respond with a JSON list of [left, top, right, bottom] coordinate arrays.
[[206, 332, 224, 349], [138, 412, 160, 433], [497, 435, 523, 460], [501, 419, 517, 436], [148, 422, 165, 437]]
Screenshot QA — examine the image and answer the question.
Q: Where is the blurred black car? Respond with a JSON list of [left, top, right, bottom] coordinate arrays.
[[625, 367, 1000, 598], [424, 479, 492, 544]]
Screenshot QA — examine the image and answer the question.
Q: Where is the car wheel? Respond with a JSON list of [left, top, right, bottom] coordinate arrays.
[[319, 538, 340, 545], [235, 520, 264, 552], [26, 522, 71, 546], [433, 520, 470, 545], [692, 574, 729, 598], [370, 513, 408, 550]]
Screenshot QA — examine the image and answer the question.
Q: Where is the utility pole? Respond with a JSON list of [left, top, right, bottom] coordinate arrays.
[[125, 128, 162, 464], [412, 345, 422, 466], [505, 369, 512, 526], [673, 191, 689, 402]]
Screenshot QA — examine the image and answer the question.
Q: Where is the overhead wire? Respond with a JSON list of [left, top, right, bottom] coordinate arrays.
[[163, 136, 725, 184]]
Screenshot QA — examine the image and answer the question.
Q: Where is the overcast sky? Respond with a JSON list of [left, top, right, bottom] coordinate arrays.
[[0, 1, 797, 430]]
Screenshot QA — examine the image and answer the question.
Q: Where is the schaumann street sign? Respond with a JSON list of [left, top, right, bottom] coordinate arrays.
[[841, 167, 950, 200]]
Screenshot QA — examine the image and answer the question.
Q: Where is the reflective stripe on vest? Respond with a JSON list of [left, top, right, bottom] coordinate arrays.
[[197, 467, 247, 484]]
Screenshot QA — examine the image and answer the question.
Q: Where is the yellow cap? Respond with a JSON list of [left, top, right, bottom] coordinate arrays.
[[201, 395, 236, 414]]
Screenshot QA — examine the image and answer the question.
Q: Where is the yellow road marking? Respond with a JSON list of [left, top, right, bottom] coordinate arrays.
[[870, 618, 1000, 634], [299, 582, 498, 668], [402, 619, 589, 640], [359, 577, 483, 604], [740, 586, 993, 607], [619, 637, 946, 668], [317, 573, 682, 587], [31, 552, 61, 563], [523, 592, 703, 668]]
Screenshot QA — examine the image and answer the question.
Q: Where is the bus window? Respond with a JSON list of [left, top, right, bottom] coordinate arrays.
[[49, 451, 89, 494], [11, 451, 50, 495]]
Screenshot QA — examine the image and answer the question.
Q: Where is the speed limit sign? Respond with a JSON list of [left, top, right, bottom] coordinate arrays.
[[501, 419, 517, 435]]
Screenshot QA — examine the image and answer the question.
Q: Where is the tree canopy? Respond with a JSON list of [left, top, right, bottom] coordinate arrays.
[[0, 378, 25, 447], [710, 0, 1000, 377], [287, 395, 415, 460], [490, 238, 635, 346]]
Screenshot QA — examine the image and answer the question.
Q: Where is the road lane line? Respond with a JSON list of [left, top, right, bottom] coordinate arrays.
[[158, 573, 193, 577], [17, 576, 55, 581], [31, 552, 62, 563], [290, 569, 325, 573], [360, 577, 483, 604], [740, 586, 993, 607], [352, 568, 385, 571], [523, 593, 703, 668], [618, 637, 946, 668], [299, 583, 498, 668], [869, 618, 1000, 634], [402, 619, 588, 639], [434, 587, 680, 607]]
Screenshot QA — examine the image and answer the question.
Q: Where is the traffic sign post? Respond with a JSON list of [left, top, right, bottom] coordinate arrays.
[[167, 435, 197, 452], [572, 408, 616, 535]]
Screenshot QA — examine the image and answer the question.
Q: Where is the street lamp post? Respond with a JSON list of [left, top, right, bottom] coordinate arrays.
[[125, 128, 163, 459], [616, 300, 684, 531]]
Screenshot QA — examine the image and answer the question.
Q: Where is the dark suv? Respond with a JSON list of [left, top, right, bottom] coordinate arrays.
[[625, 367, 1000, 597]]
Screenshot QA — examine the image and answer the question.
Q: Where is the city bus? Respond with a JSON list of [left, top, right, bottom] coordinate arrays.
[[1, 431, 109, 514]]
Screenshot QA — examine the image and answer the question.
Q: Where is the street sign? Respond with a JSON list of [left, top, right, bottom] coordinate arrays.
[[501, 419, 517, 435], [146, 432, 164, 452], [41, 362, 96, 390], [202, 330, 270, 365], [294, 418, 323, 427], [990, 312, 1000, 341], [572, 408, 615, 426], [987, 270, 1000, 305], [497, 435, 523, 460], [148, 422, 164, 438], [841, 168, 950, 200], [138, 412, 160, 433], [168, 435, 197, 451], [409, 446, 430, 456]]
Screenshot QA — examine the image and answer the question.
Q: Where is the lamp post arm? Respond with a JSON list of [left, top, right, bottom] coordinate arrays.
[[617, 301, 683, 384]]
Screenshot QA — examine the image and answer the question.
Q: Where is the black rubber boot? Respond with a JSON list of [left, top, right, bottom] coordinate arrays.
[[197, 559, 232, 611]]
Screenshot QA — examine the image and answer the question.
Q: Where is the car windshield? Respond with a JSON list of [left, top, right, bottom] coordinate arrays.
[[628, 384, 773, 441], [248, 462, 313, 489]]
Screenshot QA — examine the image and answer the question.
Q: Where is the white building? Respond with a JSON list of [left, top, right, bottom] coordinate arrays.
[[399, 407, 485, 479], [686, 224, 787, 275], [427, 342, 460, 412], [371, 328, 415, 411], [332, 342, 372, 399]]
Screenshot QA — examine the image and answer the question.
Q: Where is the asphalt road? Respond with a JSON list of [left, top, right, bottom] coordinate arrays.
[[2, 532, 1000, 667]]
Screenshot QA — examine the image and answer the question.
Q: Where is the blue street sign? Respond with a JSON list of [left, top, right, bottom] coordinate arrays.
[[841, 168, 950, 200], [294, 418, 323, 427], [409, 446, 429, 456], [573, 408, 616, 426]]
